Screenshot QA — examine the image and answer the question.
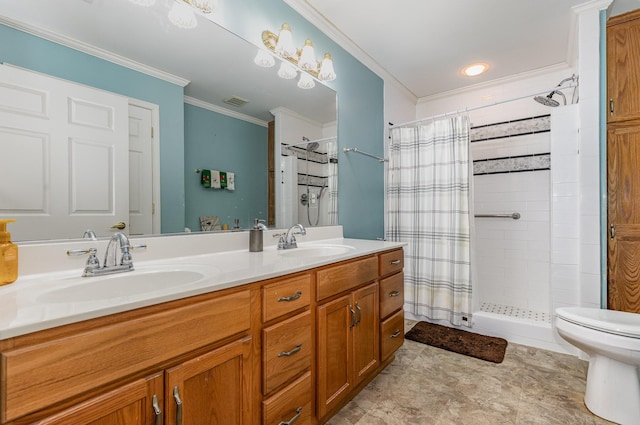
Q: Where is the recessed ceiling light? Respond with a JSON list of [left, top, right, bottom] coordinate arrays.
[[463, 63, 488, 77]]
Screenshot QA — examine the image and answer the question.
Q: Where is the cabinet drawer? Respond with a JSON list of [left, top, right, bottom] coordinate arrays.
[[263, 310, 312, 395], [379, 272, 404, 319], [262, 274, 311, 322], [263, 371, 312, 425], [379, 249, 404, 277], [316, 256, 378, 301], [380, 309, 404, 360], [1, 290, 251, 423]]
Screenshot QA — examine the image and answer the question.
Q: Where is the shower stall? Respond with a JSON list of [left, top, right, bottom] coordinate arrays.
[[393, 72, 581, 352]]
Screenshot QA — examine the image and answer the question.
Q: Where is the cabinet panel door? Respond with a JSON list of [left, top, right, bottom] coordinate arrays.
[[165, 336, 252, 425], [608, 122, 640, 312], [608, 12, 640, 123], [34, 373, 163, 425], [316, 294, 352, 419], [352, 282, 379, 386]]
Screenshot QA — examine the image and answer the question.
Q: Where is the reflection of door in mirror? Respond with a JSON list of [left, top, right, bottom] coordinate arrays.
[[0, 64, 131, 241], [128, 102, 159, 236]]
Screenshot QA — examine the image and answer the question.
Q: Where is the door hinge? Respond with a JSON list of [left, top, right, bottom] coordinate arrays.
[[152, 202, 156, 215], [151, 126, 154, 138]]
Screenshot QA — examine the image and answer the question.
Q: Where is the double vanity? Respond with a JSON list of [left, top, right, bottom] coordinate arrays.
[[0, 226, 405, 424]]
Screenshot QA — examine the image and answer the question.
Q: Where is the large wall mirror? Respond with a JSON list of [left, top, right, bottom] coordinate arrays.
[[0, 0, 337, 242]]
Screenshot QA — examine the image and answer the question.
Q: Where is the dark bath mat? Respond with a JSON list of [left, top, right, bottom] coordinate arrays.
[[405, 321, 507, 363]]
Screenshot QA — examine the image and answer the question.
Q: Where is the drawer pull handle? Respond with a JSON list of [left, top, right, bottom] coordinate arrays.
[[389, 290, 400, 298], [279, 406, 303, 425], [278, 291, 302, 302], [152, 394, 162, 425], [355, 302, 362, 325], [173, 386, 183, 425], [390, 259, 401, 265], [390, 329, 401, 338], [278, 343, 303, 357]]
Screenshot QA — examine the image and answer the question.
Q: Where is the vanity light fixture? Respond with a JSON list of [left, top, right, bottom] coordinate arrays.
[[261, 23, 337, 82]]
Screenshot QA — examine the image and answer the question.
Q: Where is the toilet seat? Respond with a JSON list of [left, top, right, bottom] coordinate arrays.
[[556, 307, 640, 339]]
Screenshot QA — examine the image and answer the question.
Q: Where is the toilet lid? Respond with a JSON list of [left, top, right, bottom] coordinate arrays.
[[556, 307, 640, 338]]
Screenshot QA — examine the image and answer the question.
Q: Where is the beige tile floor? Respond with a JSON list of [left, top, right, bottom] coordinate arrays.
[[327, 320, 615, 425]]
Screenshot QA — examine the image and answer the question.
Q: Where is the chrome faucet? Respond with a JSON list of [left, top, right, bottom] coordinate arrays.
[[67, 232, 145, 277], [278, 224, 306, 249]]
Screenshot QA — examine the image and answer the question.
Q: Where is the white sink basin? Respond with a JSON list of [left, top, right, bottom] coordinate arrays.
[[38, 265, 216, 303], [278, 244, 356, 259]]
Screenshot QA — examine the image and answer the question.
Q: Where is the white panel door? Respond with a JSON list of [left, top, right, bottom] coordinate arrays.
[[0, 64, 129, 241], [128, 104, 153, 235]]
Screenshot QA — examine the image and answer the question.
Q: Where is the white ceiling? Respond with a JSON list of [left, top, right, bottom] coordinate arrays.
[[292, 0, 640, 98]]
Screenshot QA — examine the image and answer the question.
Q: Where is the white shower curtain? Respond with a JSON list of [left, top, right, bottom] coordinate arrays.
[[387, 116, 473, 327]]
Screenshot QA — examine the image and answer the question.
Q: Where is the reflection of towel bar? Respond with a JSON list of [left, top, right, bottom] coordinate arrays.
[[343, 147, 388, 163], [475, 212, 521, 220]]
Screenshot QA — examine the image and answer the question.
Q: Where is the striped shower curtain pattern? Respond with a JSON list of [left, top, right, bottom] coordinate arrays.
[[387, 116, 472, 327]]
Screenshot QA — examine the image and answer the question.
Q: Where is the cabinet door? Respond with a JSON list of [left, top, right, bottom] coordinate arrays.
[[608, 12, 640, 123], [316, 294, 352, 419], [352, 282, 379, 386], [165, 336, 252, 425], [607, 122, 640, 312], [34, 373, 163, 425]]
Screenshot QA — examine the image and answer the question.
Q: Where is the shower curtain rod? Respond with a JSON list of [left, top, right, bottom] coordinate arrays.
[[390, 83, 578, 129], [287, 136, 337, 147]]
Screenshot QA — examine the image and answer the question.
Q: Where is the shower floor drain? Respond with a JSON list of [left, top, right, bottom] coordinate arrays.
[[480, 302, 551, 323]]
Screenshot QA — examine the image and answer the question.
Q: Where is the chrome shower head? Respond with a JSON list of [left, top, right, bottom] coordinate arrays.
[[306, 141, 320, 152], [534, 93, 560, 107], [534, 90, 566, 107]]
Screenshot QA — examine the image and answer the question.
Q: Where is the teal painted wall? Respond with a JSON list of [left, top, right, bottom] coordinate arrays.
[[221, 0, 386, 239], [184, 103, 268, 231], [0, 24, 186, 234]]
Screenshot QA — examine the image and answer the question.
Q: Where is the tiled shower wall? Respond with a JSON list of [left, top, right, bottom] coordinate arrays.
[[472, 118, 551, 314]]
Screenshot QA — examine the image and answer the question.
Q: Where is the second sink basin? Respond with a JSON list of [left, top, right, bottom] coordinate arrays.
[[38, 265, 217, 303], [277, 244, 356, 259]]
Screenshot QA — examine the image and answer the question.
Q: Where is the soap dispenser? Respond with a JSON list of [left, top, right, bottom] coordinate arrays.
[[0, 219, 18, 285], [249, 219, 267, 252]]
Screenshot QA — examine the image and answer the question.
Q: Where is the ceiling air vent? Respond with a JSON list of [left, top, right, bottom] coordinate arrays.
[[223, 96, 249, 107]]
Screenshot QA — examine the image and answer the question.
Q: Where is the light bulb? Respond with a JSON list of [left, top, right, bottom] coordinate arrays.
[[275, 23, 296, 59], [254, 49, 275, 68], [298, 39, 317, 72], [298, 73, 315, 89], [318, 53, 336, 81], [278, 61, 297, 80], [168, 2, 197, 29]]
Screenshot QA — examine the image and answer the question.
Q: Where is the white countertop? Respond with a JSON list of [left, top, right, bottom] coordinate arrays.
[[0, 228, 404, 340]]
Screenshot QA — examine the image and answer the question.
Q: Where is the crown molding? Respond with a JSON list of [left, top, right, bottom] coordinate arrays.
[[0, 15, 190, 87], [417, 63, 574, 105], [572, 0, 614, 14], [185, 96, 268, 127], [282, 0, 417, 103]]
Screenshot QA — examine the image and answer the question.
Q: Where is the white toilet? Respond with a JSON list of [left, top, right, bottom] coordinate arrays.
[[555, 307, 640, 425]]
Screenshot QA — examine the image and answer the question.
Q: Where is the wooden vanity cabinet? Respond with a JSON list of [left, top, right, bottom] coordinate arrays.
[[378, 248, 405, 362], [1, 247, 405, 425], [316, 256, 380, 420], [0, 289, 254, 425], [261, 273, 314, 425]]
